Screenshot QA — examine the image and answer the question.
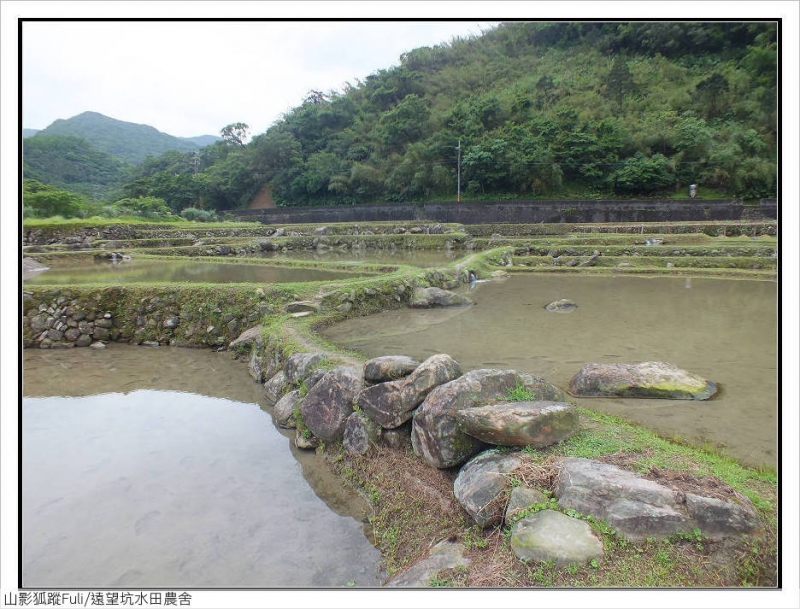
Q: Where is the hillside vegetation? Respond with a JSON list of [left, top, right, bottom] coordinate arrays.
[[23, 22, 777, 218]]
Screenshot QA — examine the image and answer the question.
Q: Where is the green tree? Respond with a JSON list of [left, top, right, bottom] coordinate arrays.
[[605, 57, 638, 109], [23, 179, 86, 218], [611, 153, 675, 195], [113, 196, 171, 217], [694, 73, 730, 118], [220, 122, 250, 146]]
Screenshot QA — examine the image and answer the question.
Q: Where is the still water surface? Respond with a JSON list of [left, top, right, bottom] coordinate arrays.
[[22, 346, 381, 588], [256, 248, 467, 268], [322, 274, 778, 469], [23, 258, 366, 285]]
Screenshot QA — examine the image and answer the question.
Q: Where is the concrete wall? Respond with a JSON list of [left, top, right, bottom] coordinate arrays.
[[226, 199, 777, 225]]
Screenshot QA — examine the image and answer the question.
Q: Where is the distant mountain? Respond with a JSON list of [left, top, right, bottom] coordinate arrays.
[[181, 134, 220, 147], [23, 134, 129, 199], [23, 128, 40, 138], [31, 111, 216, 165]]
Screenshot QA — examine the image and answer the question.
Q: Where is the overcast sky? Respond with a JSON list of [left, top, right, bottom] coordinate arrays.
[[22, 19, 497, 139]]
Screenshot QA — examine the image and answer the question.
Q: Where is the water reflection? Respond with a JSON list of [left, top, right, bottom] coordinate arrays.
[[322, 275, 778, 469], [255, 248, 466, 268], [22, 346, 381, 588], [23, 258, 366, 285]]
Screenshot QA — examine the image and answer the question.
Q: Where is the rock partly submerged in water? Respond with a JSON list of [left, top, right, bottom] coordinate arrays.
[[569, 361, 717, 400], [545, 299, 578, 313], [410, 287, 472, 308]]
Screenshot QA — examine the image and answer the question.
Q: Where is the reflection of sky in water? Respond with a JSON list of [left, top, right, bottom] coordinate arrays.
[[323, 274, 778, 469], [22, 389, 381, 588], [24, 259, 366, 284]]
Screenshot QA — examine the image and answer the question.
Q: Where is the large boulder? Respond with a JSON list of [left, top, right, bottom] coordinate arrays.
[[284, 352, 326, 385], [356, 354, 461, 429], [355, 380, 405, 428], [364, 355, 420, 384], [554, 458, 760, 539], [453, 450, 523, 528], [299, 366, 363, 443], [455, 401, 578, 447], [410, 287, 472, 308], [399, 354, 462, 411], [343, 411, 382, 455], [568, 361, 717, 400], [412, 370, 569, 469], [510, 510, 604, 567], [554, 458, 687, 541]]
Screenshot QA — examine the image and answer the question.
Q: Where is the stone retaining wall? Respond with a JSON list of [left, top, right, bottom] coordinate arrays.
[[228, 199, 777, 225], [22, 286, 273, 349]]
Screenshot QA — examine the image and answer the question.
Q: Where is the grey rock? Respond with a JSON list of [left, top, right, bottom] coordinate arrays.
[[305, 368, 327, 391], [412, 369, 568, 469], [410, 287, 472, 308], [64, 328, 81, 342], [385, 540, 469, 587], [356, 354, 461, 429], [274, 389, 302, 429], [284, 352, 326, 385], [510, 510, 604, 567], [75, 334, 92, 347], [545, 299, 578, 313], [286, 301, 319, 314], [685, 493, 759, 536], [454, 450, 523, 528], [229, 324, 264, 351], [382, 423, 412, 450], [264, 370, 290, 405], [554, 458, 688, 541], [569, 361, 717, 400], [505, 487, 548, 524], [343, 411, 381, 455], [89, 341, 107, 349], [92, 327, 110, 341], [399, 353, 462, 411], [300, 366, 363, 443], [355, 380, 406, 428], [29, 313, 50, 333], [295, 430, 320, 450], [248, 352, 265, 383], [456, 401, 579, 447], [364, 355, 420, 383]]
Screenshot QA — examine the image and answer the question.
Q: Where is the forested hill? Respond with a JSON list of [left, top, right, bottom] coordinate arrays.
[[28, 111, 216, 165], [33, 21, 776, 217]]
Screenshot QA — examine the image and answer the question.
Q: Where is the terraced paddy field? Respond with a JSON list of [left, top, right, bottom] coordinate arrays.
[[21, 217, 780, 590]]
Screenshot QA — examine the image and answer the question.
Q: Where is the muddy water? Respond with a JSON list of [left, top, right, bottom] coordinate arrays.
[[22, 345, 381, 588], [23, 258, 366, 285], [322, 274, 778, 469], [256, 248, 467, 268]]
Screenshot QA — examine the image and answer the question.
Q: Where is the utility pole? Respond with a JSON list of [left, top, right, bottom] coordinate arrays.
[[456, 139, 462, 202]]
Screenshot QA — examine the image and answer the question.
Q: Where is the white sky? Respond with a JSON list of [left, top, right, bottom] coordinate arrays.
[[3, 3, 800, 609], [21, 19, 497, 139]]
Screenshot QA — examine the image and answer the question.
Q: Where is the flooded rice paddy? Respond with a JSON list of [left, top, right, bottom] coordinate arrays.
[[22, 346, 382, 588], [322, 274, 778, 469], [23, 258, 367, 285]]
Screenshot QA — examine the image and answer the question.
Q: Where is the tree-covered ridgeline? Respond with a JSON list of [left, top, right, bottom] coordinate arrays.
[[24, 22, 778, 218]]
